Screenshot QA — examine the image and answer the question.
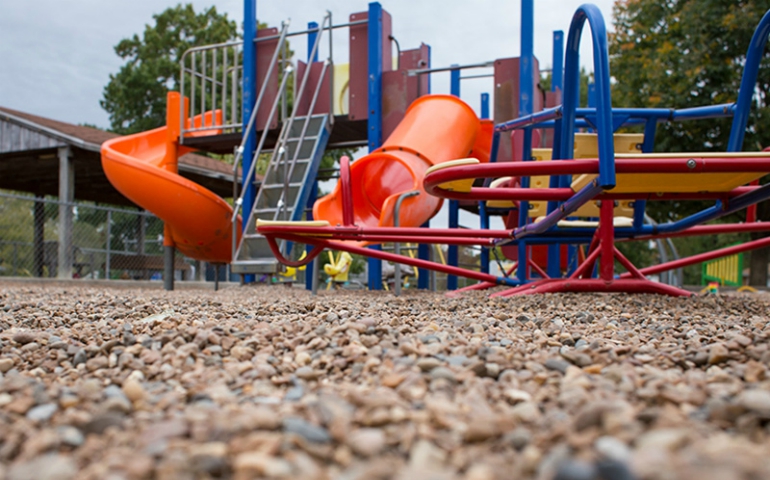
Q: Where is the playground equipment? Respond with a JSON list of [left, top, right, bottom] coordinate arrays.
[[257, 4, 770, 297], [324, 250, 352, 288], [101, 93, 240, 266], [314, 94, 490, 232], [100, 0, 770, 295]]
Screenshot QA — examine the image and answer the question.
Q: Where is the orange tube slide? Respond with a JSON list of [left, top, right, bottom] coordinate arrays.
[[101, 93, 240, 264], [314, 94, 488, 230]]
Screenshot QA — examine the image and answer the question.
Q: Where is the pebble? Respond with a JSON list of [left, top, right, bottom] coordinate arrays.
[[553, 459, 598, 480], [347, 428, 386, 457], [12, 331, 36, 345], [504, 427, 532, 450], [283, 417, 331, 443], [26, 403, 58, 422], [595, 436, 631, 462], [429, 366, 457, 383], [122, 378, 146, 402], [708, 343, 730, 365], [0, 284, 768, 479], [735, 389, 770, 418], [545, 358, 571, 374], [7, 453, 77, 480], [72, 349, 87, 367], [295, 366, 321, 381], [416, 357, 442, 372], [57, 426, 85, 447], [0, 357, 14, 373]]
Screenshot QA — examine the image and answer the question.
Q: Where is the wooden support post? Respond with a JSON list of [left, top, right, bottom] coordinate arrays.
[[57, 146, 74, 279]]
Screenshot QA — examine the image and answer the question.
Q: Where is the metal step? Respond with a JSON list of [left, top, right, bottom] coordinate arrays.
[[231, 113, 332, 275]]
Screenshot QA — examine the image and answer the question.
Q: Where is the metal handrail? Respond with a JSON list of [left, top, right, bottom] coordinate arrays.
[[281, 59, 330, 220], [230, 64, 294, 260], [265, 13, 331, 221], [230, 20, 290, 188]]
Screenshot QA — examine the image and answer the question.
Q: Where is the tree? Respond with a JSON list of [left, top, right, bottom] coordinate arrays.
[[609, 0, 770, 285], [101, 4, 239, 134]]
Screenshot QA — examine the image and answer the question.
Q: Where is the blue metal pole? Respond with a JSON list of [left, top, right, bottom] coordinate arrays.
[[418, 223, 430, 289], [632, 118, 658, 229], [303, 21, 321, 291], [517, 0, 534, 284], [480, 92, 491, 275], [241, 0, 257, 284], [417, 45, 432, 288], [561, 4, 615, 189], [728, 9, 770, 152], [481, 93, 490, 119], [446, 65, 461, 290], [307, 22, 319, 63], [552, 30, 564, 94], [546, 31, 565, 279], [367, 1, 384, 290], [305, 181, 317, 290], [520, 0, 534, 117]]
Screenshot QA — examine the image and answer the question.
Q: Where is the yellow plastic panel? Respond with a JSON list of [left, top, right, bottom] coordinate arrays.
[[569, 133, 641, 216], [487, 176, 516, 208]]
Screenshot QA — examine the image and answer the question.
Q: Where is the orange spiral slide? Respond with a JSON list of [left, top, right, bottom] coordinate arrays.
[[313, 94, 491, 230], [100, 93, 240, 264]]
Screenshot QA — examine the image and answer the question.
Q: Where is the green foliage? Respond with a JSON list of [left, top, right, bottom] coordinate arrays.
[[101, 4, 239, 134], [610, 0, 770, 155], [609, 0, 770, 282]]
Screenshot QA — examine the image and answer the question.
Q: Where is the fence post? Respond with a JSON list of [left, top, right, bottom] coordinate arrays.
[[57, 146, 74, 280], [105, 210, 111, 279], [34, 195, 45, 277]]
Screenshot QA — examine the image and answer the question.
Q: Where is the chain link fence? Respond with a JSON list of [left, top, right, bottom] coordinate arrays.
[[0, 191, 213, 282]]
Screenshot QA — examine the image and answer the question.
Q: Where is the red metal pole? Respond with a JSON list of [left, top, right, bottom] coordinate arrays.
[[270, 232, 515, 286], [599, 199, 615, 281], [340, 156, 355, 227], [619, 235, 770, 278]]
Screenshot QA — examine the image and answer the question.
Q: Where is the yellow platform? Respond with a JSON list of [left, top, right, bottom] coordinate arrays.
[[571, 151, 770, 194]]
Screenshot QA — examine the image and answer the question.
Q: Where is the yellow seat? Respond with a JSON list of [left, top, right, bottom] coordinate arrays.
[[256, 219, 332, 237], [487, 176, 515, 208], [572, 151, 770, 194], [425, 158, 480, 193], [518, 135, 640, 219]]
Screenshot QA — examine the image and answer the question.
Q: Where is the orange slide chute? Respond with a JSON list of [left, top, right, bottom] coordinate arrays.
[[100, 93, 241, 264], [314, 94, 491, 232]]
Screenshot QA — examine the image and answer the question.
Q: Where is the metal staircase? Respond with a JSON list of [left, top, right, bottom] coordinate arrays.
[[232, 113, 332, 273], [229, 13, 334, 275]]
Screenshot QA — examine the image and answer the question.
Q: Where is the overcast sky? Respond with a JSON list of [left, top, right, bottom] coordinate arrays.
[[0, 0, 615, 128], [0, 0, 616, 230]]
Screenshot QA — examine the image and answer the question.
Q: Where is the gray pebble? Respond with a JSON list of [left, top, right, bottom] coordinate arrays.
[[544, 358, 571, 374], [26, 403, 58, 422], [429, 366, 457, 383], [282, 417, 331, 443], [72, 349, 87, 366], [284, 385, 305, 401], [553, 459, 598, 480], [57, 426, 85, 447]]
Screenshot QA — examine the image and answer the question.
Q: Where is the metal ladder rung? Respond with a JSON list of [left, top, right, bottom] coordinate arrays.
[[285, 135, 319, 142], [261, 183, 304, 189]]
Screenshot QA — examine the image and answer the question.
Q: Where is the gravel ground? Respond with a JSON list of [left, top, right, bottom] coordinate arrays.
[[0, 282, 769, 480]]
